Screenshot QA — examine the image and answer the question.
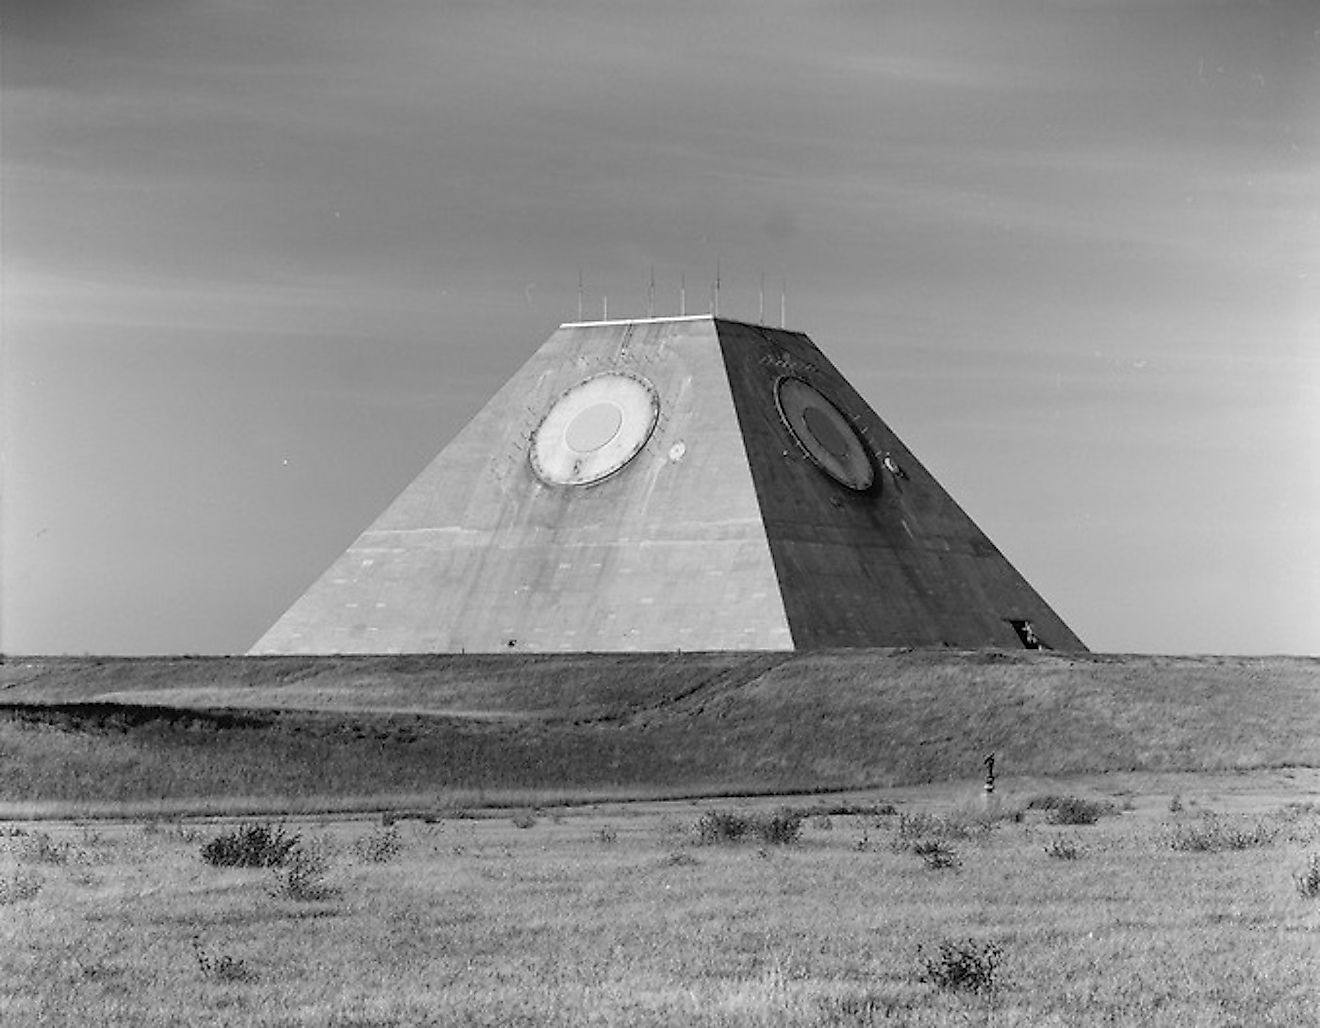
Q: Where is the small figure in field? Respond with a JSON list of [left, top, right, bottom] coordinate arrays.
[[983, 753, 996, 795]]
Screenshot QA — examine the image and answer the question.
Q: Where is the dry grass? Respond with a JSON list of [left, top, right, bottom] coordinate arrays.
[[3, 778, 1320, 1026]]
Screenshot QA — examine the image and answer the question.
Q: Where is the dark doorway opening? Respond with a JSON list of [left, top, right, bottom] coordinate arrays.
[[1007, 619, 1047, 650]]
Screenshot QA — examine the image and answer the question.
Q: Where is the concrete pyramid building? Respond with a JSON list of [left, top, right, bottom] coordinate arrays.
[[251, 316, 1086, 654]]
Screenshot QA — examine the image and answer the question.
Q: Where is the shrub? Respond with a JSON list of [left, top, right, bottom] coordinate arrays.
[[0, 870, 43, 904], [1167, 814, 1278, 853], [1276, 804, 1320, 844], [756, 808, 804, 845], [201, 823, 299, 868], [1043, 836, 1081, 860], [270, 844, 336, 902], [595, 825, 618, 845], [1294, 854, 1320, 899], [352, 826, 402, 864], [918, 938, 1003, 995], [818, 992, 911, 1023], [511, 811, 538, 830], [695, 810, 749, 844], [897, 809, 999, 842], [663, 850, 699, 867], [1047, 801, 1106, 826], [192, 936, 258, 983], [810, 802, 898, 818], [693, 808, 803, 846], [1028, 795, 1113, 825], [897, 812, 945, 840], [912, 839, 960, 871], [16, 831, 72, 865]]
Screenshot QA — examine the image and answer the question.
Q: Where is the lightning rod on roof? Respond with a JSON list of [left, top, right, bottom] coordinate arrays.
[[648, 265, 655, 318], [577, 268, 583, 322], [713, 259, 720, 317], [680, 273, 686, 317], [781, 276, 787, 328], [759, 272, 765, 324]]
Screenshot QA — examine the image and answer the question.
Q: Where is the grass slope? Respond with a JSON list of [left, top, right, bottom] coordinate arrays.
[[2, 651, 1318, 814]]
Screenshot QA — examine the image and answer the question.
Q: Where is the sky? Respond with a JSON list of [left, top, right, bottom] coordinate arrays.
[[2, 0, 1317, 656]]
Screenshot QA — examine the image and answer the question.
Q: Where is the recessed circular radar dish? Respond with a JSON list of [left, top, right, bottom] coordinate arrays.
[[531, 373, 659, 486], [775, 377, 875, 490]]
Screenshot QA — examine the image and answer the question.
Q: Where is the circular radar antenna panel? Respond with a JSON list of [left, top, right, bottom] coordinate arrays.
[[776, 377, 875, 490], [530, 373, 660, 486]]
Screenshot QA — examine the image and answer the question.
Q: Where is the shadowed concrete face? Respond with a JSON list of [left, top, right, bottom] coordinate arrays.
[[250, 316, 1086, 654]]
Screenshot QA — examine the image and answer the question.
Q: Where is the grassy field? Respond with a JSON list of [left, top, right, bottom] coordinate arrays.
[[3, 652, 1319, 1024], [4, 774, 1320, 1026], [2, 651, 1318, 817]]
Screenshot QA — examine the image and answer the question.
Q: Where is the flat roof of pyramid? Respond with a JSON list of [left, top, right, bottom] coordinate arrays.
[[558, 314, 800, 331]]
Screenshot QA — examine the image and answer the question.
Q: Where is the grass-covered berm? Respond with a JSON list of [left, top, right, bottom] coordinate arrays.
[[3, 782, 1320, 1025], [1, 650, 1318, 816]]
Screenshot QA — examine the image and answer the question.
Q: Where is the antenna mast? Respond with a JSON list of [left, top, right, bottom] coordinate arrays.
[[680, 273, 686, 317], [648, 265, 655, 318], [577, 268, 583, 322], [713, 259, 720, 317]]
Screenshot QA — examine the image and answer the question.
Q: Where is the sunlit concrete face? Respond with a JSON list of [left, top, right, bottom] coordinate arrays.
[[250, 316, 1087, 654]]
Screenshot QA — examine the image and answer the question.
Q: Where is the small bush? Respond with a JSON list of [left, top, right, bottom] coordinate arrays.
[[897, 812, 945, 840], [192, 936, 258, 983], [352, 826, 402, 864], [1294, 854, 1320, 899], [511, 811, 538, 830], [695, 810, 749, 844], [1276, 804, 1320, 845], [595, 825, 618, 845], [1028, 795, 1113, 826], [918, 938, 1003, 995], [811, 802, 898, 818], [0, 870, 43, 904], [756, 808, 804, 845], [818, 992, 911, 1023], [201, 823, 299, 868], [1167, 814, 1279, 853], [693, 808, 803, 846], [912, 839, 960, 871], [897, 809, 998, 842], [1043, 836, 1081, 860], [270, 844, 337, 902], [16, 831, 72, 865]]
